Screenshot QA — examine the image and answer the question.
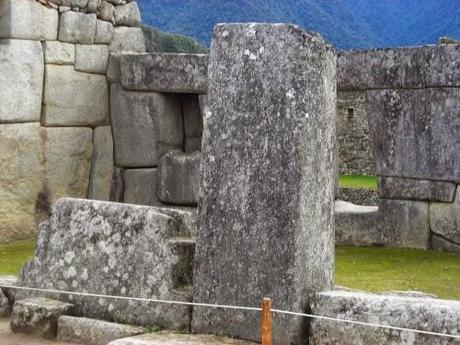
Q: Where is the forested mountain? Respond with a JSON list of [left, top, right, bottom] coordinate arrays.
[[137, 0, 460, 50]]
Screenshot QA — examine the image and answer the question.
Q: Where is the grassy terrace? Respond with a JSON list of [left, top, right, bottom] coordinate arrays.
[[338, 174, 378, 190], [1, 239, 459, 300]]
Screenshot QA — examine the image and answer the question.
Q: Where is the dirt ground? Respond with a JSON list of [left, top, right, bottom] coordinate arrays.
[[0, 318, 78, 345]]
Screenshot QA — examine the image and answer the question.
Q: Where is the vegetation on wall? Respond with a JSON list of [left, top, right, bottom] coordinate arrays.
[[142, 25, 208, 54]]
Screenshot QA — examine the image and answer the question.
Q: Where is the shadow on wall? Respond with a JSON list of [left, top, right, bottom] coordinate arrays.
[[0, 0, 12, 43]]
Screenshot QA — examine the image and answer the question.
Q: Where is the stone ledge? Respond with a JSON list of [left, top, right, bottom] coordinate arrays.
[[108, 332, 258, 345]]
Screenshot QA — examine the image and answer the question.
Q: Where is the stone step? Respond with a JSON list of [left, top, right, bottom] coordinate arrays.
[[107, 332, 258, 345], [57, 316, 148, 345], [168, 237, 196, 290], [11, 298, 74, 339]]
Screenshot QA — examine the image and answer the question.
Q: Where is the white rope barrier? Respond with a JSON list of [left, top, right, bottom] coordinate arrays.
[[1, 284, 459, 340]]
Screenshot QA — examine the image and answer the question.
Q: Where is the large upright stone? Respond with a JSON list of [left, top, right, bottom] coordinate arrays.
[[110, 85, 183, 167], [0, 0, 58, 40], [192, 24, 337, 344], [42, 65, 109, 127], [0, 40, 44, 123]]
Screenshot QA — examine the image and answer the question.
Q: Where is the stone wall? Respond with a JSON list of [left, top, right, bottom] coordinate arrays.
[[0, 0, 145, 242], [337, 43, 460, 251]]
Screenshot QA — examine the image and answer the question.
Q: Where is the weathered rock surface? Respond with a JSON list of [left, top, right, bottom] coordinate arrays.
[[0, 0, 58, 40], [157, 151, 200, 206], [192, 24, 337, 344], [0, 123, 43, 242], [57, 316, 147, 345], [367, 88, 460, 183], [335, 201, 380, 246], [113, 2, 141, 27], [107, 53, 123, 83], [379, 177, 457, 202], [109, 27, 145, 53], [95, 19, 114, 44], [110, 85, 182, 167], [0, 289, 11, 317], [123, 168, 161, 206], [89, 126, 114, 201], [18, 198, 193, 330], [310, 290, 460, 345], [75, 44, 109, 74], [430, 187, 460, 251], [182, 94, 203, 152], [59, 12, 96, 44], [43, 41, 75, 65], [108, 332, 258, 345], [11, 298, 74, 339], [42, 127, 94, 206], [42, 65, 109, 127], [120, 53, 208, 93], [0, 40, 44, 123]]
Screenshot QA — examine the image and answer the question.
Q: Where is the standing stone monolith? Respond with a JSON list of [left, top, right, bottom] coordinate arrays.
[[192, 24, 337, 344]]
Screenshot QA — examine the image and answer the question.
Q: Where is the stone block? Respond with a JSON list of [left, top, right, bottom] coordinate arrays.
[[0, 0, 58, 40], [379, 176, 456, 202], [378, 199, 430, 249], [43, 127, 94, 206], [10, 298, 74, 339], [0, 288, 11, 317], [59, 11, 96, 44], [335, 201, 381, 246], [432, 234, 460, 253], [107, 53, 122, 83], [43, 41, 75, 65], [0, 123, 43, 242], [109, 27, 145, 53], [107, 333, 257, 345], [157, 151, 200, 206], [113, 2, 141, 27], [426, 43, 460, 87], [110, 84, 182, 167], [42, 65, 109, 127], [124, 168, 161, 206], [89, 126, 114, 201], [18, 198, 193, 330], [95, 19, 114, 44], [75, 44, 109, 74], [368, 88, 460, 183], [120, 53, 208, 93], [98, 1, 114, 22], [182, 94, 203, 137], [109, 167, 124, 202], [57, 316, 147, 345], [192, 24, 337, 344], [0, 39, 43, 123], [430, 187, 460, 249], [310, 291, 460, 345]]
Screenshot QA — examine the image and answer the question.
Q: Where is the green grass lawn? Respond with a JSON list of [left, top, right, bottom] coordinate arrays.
[[0, 240, 458, 300], [339, 175, 378, 190]]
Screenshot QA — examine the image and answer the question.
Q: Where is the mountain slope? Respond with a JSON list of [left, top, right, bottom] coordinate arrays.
[[137, 0, 460, 49]]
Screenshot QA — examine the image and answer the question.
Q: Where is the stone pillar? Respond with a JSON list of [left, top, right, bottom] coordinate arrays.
[[192, 24, 337, 344]]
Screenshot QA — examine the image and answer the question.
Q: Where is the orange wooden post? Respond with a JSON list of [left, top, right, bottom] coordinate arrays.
[[261, 298, 272, 345]]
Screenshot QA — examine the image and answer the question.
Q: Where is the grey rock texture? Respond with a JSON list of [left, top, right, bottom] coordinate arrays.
[[157, 151, 200, 206], [43, 41, 75, 65], [108, 332, 258, 345], [75, 44, 109, 74], [42, 65, 109, 127], [107, 53, 123, 83], [123, 168, 161, 206], [109, 167, 124, 203], [120, 53, 208, 93], [432, 234, 460, 253], [57, 316, 147, 345], [310, 290, 460, 345], [11, 298, 74, 339], [185, 137, 202, 153], [113, 2, 141, 27], [59, 12, 96, 44], [95, 20, 114, 44], [109, 27, 145, 53], [367, 88, 460, 183], [335, 201, 381, 246], [430, 187, 460, 251], [182, 95, 203, 137], [379, 199, 430, 249], [0, 0, 58, 40], [336, 188, 378, 206], [0, 289, 11, 317], [0, 40, 44, 123], [192, 24, 337, 344], [110, 85, 182, 167], [89, 126, 114, 201], [379, 177, 457, 202], [98, 1, 114, 22], [337, 44, 460, 90], [18, 198, 193, 330]]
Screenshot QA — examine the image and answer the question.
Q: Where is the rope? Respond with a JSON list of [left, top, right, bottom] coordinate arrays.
[[1, 284, 459, 340]]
